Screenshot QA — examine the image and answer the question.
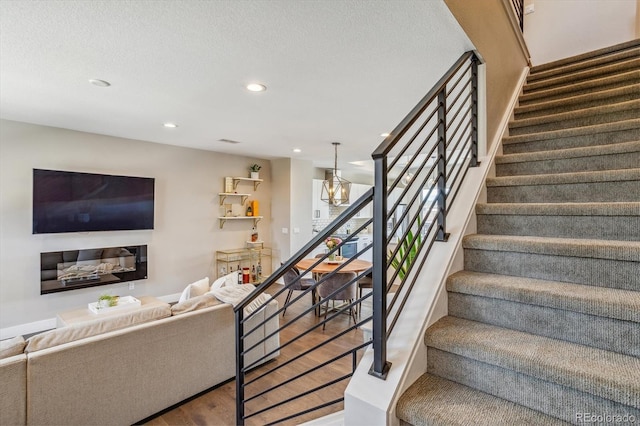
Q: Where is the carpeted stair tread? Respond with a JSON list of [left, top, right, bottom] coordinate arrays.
[[502, 118, 640, 147], [509, 99, 640, 133], [476, 202, 640, 240], [516, 82, 640, 118], [446, 270, 640, 323], [425, 316, 640, 408], [496, 140, 640, 165], [530, 38, 640, 74], [462, 234, 640, 262], [523, 57, 640, 93], [518, 69, 640, 106], [527, 47, 640, 84], [476, 201, 640, 216], [487, 168, 640, 187], [396, 373, 568, 426]]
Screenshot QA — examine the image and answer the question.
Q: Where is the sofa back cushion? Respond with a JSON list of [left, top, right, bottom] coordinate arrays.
[[0, 335, 25, 359], [25, 301, 171, 353], [171, 293, 221, 315]]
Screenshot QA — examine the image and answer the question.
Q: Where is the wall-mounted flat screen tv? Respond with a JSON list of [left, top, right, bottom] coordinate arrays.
[[33, 169, 155, 234]]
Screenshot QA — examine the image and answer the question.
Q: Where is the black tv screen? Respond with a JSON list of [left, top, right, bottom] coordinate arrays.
[[33, 169, 155, 234]]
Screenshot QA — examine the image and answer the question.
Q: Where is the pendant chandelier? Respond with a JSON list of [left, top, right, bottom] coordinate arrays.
[[321, 142, 351, 206]]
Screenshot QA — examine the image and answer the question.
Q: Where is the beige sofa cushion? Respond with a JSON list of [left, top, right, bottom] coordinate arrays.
[[0, 354, 26, 426], [178, 277, 210, 302], [171, 293, 221, 315], [25, 301, 171, 353], [0, 335, 25, 359]]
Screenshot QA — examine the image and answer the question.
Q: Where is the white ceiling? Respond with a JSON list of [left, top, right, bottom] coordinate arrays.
[[0, 0, 472, 171]]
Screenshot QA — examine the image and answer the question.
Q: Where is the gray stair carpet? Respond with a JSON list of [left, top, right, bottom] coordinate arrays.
[[397, 39, 640, 425]]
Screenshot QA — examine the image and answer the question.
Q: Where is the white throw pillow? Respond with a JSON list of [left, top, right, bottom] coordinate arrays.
[[224, 271, 241, 287], [210, 275, 227, 291], [178, 277, 210, 303]]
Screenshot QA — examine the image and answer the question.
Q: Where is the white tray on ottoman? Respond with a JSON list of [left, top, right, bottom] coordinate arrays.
[[88, 295, 141, 314]]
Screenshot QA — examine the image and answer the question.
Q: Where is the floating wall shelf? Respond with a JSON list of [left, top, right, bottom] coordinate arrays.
[[232, 177, 263, 191], [218, 216, 263, 229], [218, 193, 250, 205]]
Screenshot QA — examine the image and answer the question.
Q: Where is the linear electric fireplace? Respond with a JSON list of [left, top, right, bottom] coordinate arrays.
[[40, 245, 148, 294]]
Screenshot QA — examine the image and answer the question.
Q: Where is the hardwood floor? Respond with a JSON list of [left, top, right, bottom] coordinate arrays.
[[145, 284, 372, 426]]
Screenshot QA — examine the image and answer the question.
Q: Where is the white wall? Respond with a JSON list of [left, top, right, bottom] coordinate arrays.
[[269, 158, 314, 261], [0, 119, 271, 335], [524, 0, 638, 65]]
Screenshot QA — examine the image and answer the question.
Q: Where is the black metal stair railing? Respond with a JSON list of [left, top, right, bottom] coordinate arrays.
[[234, 50, 482, 424], [370, 50, 480, 378], [511, 0, 525, 31], [234, 191, 374, 425]]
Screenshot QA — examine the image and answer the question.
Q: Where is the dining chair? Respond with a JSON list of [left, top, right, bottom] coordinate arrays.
[[357, 272, 373, 318], [316, 271, 358, 330], [282, 266, 317, 317]]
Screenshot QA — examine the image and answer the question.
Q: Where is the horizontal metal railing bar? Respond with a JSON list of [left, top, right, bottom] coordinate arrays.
[[235, 189, 373, 314], [445, 64, 472, 103], [387, 135, 439, 212], [386, 181, 439, 279], [244, 342, 370, 404], [446, 152, 473, 213], [372, 51, 475, 159], [445, 92, 473, 134], [446, 126, 472, 171], [446, 130, 472, 171], [385, 200, 438, 299], [245, 372, 353, 421], [386, 105, 439, 173], [244, 311, 373, 385], [386, 210, 439, 297], [261, 397, 344, 426], [387, 229, 440, 336], [241, 265, 371, 367], [387, 157, 439, 242], [242, 218, 373, 332]]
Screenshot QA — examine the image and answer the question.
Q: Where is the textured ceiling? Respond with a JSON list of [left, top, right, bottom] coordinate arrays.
[[0, 0, 472, 171]]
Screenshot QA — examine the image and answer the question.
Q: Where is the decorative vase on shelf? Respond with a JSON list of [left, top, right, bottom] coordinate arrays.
[[250, 172, 259, 179]]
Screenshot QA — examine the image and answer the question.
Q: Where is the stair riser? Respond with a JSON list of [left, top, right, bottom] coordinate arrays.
[[530, 39, 640, 73], [476, 213, 640, 241], [515, 89, 639, 120], [426, 348, 640, 424], [487, 180, 640, 203], [503, 128, 640, 154], [528, 49, 640, 83], [509, 108, 640, 136], [448, 293, 640, 357], [496, 151, 640, 176], [523, 59, 640, 95], [463, 248, 639, 290], [519, 76, 639, 106]]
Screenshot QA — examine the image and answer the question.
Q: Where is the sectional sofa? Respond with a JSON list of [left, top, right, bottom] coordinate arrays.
[[0, 290, 279, 425]]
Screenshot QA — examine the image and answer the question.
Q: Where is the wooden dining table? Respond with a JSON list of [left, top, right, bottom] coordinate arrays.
[[295, 258, 372, 275]]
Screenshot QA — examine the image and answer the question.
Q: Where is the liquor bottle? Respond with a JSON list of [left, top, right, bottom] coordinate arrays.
[[256, 262, 262, 280], [237, 266, 243, 285], [251, 265, 257, 282]]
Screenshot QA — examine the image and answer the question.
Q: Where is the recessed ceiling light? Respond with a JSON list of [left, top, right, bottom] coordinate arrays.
[[163, 123, 178, 128], [89, 79, 111, 87], [246, 83, 267, 92], [293, 148, 302, 153], [380, 132, 390, 137]]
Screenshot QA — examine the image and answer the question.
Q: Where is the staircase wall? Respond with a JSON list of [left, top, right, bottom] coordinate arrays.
[[445, 0, 530, 152]]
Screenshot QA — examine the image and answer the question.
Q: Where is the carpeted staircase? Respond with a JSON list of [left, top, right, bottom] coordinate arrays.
[[397, 40, 640, 425]]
